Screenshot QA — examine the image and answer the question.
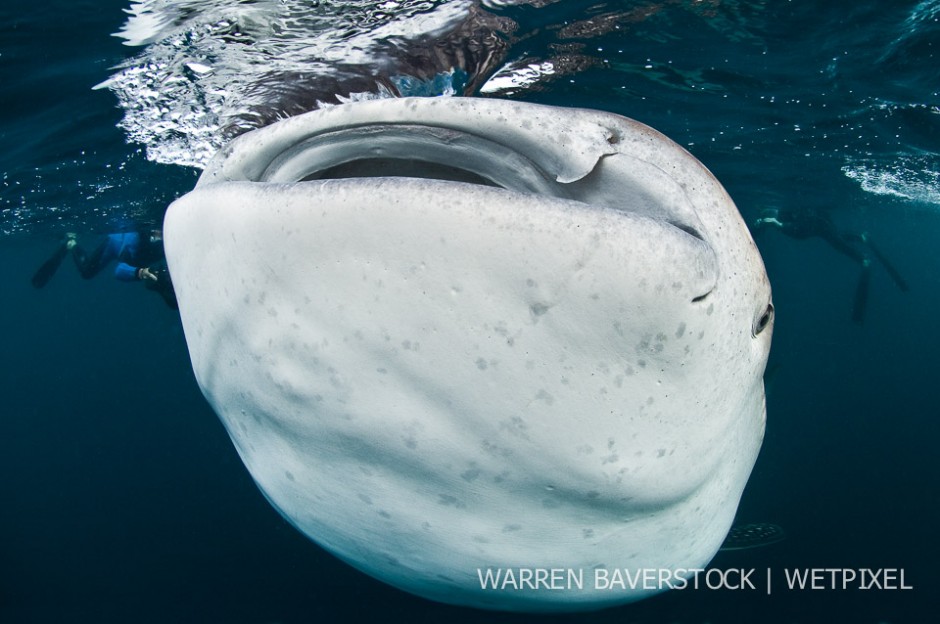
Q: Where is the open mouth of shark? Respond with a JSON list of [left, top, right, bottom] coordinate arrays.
[[266, 125, 545, 191], [206, 108, 711, 255]]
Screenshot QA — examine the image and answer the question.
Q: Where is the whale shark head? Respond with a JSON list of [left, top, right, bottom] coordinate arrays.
[[164, 96, 773, 611]]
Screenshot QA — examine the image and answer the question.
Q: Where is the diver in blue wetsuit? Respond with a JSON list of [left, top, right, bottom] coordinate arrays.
[[32, 229, 178, 309], [753, 207, 908, 323], [68, 231, 159, 280], [67, 230, 178, 309]]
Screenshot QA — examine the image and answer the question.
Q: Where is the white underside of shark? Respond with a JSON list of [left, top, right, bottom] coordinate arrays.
[[164, 97, 773, 611]]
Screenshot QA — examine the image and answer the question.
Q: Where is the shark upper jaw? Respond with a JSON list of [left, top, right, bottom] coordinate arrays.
[[202, 98, 712, 248]]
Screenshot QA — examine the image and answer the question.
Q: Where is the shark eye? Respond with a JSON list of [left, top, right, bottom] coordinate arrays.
[[753, 302, 774, 336]]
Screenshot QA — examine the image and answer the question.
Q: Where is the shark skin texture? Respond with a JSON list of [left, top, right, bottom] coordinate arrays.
[[164, 97, 774, 612]]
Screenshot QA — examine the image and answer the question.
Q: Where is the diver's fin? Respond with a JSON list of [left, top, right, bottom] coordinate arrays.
[[31, 243, 69, 289], [852, 263, 872, 324], [719, 523, 785, 551], [143, 262, 179, 310], [865, 238, 910, 292]]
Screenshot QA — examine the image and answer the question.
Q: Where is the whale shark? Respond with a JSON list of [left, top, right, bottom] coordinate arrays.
[[164, 96, 773, 611]]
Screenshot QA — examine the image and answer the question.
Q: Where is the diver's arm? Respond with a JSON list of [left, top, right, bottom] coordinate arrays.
[[753, 217, 784, 229], [114, 262, 143, 281]]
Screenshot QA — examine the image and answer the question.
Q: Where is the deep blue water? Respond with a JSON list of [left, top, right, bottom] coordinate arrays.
[[2, 1, 939, 622]]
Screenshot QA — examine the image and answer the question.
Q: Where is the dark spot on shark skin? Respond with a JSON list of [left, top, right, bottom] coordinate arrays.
[[530, 302, 550, 319], [502, 414, 530, 433], [492, 470, 510, 483], [438, 494, 466, 508], [482, 439, 513, 459], [461, 467, 482, 482], [535, 389, 554, 405]]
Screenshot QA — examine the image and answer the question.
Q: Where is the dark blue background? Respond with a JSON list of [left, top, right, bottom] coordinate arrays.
[[2, 1, 938, 622]]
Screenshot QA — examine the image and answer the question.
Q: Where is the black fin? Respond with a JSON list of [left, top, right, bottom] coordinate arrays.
[[866, 238, 910, 292], [31, 243, 69, 289], [852, 264, 872, 324], [720, 523, 785, 551]]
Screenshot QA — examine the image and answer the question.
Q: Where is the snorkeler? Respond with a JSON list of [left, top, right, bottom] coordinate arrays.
[[753, 207, 908, 323], [31, 230, 178, 310]]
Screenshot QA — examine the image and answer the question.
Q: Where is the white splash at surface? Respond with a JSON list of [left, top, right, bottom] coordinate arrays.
[[480, 60, 555, 95], [100, 0, 482, 169], [842, 155, 940, 207], [95, 0, 774, 171]]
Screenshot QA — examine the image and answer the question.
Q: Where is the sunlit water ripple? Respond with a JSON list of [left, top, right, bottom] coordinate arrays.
[[2, 0, 937, 237]]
